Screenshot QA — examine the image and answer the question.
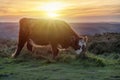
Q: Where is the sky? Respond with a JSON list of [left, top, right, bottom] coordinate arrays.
[[0, 0, 120, 22]]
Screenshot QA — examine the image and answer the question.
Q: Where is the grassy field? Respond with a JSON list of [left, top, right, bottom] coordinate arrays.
[[0, 51, 120, 80], [0, 33, 120, 80]]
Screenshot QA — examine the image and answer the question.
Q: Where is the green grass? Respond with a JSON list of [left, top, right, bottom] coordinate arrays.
[[0, 53, 120, 80], [0, 39, 120, 80]]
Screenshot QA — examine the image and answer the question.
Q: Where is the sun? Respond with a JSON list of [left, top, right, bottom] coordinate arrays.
[[37, 2, 65, 18], [48, 12, 58, 18], [41, 2, 62, 12]]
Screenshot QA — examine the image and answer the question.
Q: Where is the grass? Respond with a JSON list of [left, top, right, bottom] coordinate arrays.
[[0, 52, 120, 80], [0, 39, 120, 80]]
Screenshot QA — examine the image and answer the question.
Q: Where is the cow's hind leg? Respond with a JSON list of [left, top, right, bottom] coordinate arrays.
[[51, 44, 59, 60], [12, 39, 28, 58], [11, 25, 28, 58], [12, 42, 26, 58], [12, 38, 27, 58]]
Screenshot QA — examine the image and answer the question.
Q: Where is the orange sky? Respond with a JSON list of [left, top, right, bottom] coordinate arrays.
[[0, 0, 120, 22]]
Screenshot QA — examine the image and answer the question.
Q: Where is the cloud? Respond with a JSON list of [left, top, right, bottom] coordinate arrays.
[[0, 0, 120, 22]]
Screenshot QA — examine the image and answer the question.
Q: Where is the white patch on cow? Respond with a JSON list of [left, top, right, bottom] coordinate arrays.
[[75, 40, 86, 55]]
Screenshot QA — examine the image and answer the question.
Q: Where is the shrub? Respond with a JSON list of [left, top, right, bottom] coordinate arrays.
[[88, 41, 120, 54], [0, 39, 16, 58], [88, 42, 108, 54], [112, 40, 120, 53]]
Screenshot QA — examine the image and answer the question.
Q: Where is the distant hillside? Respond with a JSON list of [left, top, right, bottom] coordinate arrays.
[[0, 22, 120, 39], [0, 22, 18, 39], [71, 23, 120, 35]]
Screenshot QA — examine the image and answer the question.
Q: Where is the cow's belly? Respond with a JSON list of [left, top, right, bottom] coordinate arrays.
[[30, 38, 49, 45]]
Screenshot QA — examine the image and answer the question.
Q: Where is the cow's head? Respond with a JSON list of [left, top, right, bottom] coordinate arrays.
[[71, 36, 88, 55]]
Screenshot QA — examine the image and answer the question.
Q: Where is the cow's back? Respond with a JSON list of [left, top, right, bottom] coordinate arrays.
[[20, 18, 76, 45]]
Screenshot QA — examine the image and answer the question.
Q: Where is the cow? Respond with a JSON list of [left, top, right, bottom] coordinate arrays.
[[11, 18, 87, 59]]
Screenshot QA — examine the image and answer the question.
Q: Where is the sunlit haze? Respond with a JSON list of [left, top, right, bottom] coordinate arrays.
[[0, 0, 120, 22], [37, 2, 66, 18]]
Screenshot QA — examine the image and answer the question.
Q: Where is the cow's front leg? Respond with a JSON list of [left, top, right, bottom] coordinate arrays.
[[51, 44, 59, 60]]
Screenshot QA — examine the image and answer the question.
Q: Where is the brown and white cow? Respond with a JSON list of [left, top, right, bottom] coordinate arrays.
[[12, 18, 87, 59]]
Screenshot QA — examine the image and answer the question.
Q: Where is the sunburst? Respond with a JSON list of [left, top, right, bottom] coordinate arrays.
[[37, 2, 65, 18]]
